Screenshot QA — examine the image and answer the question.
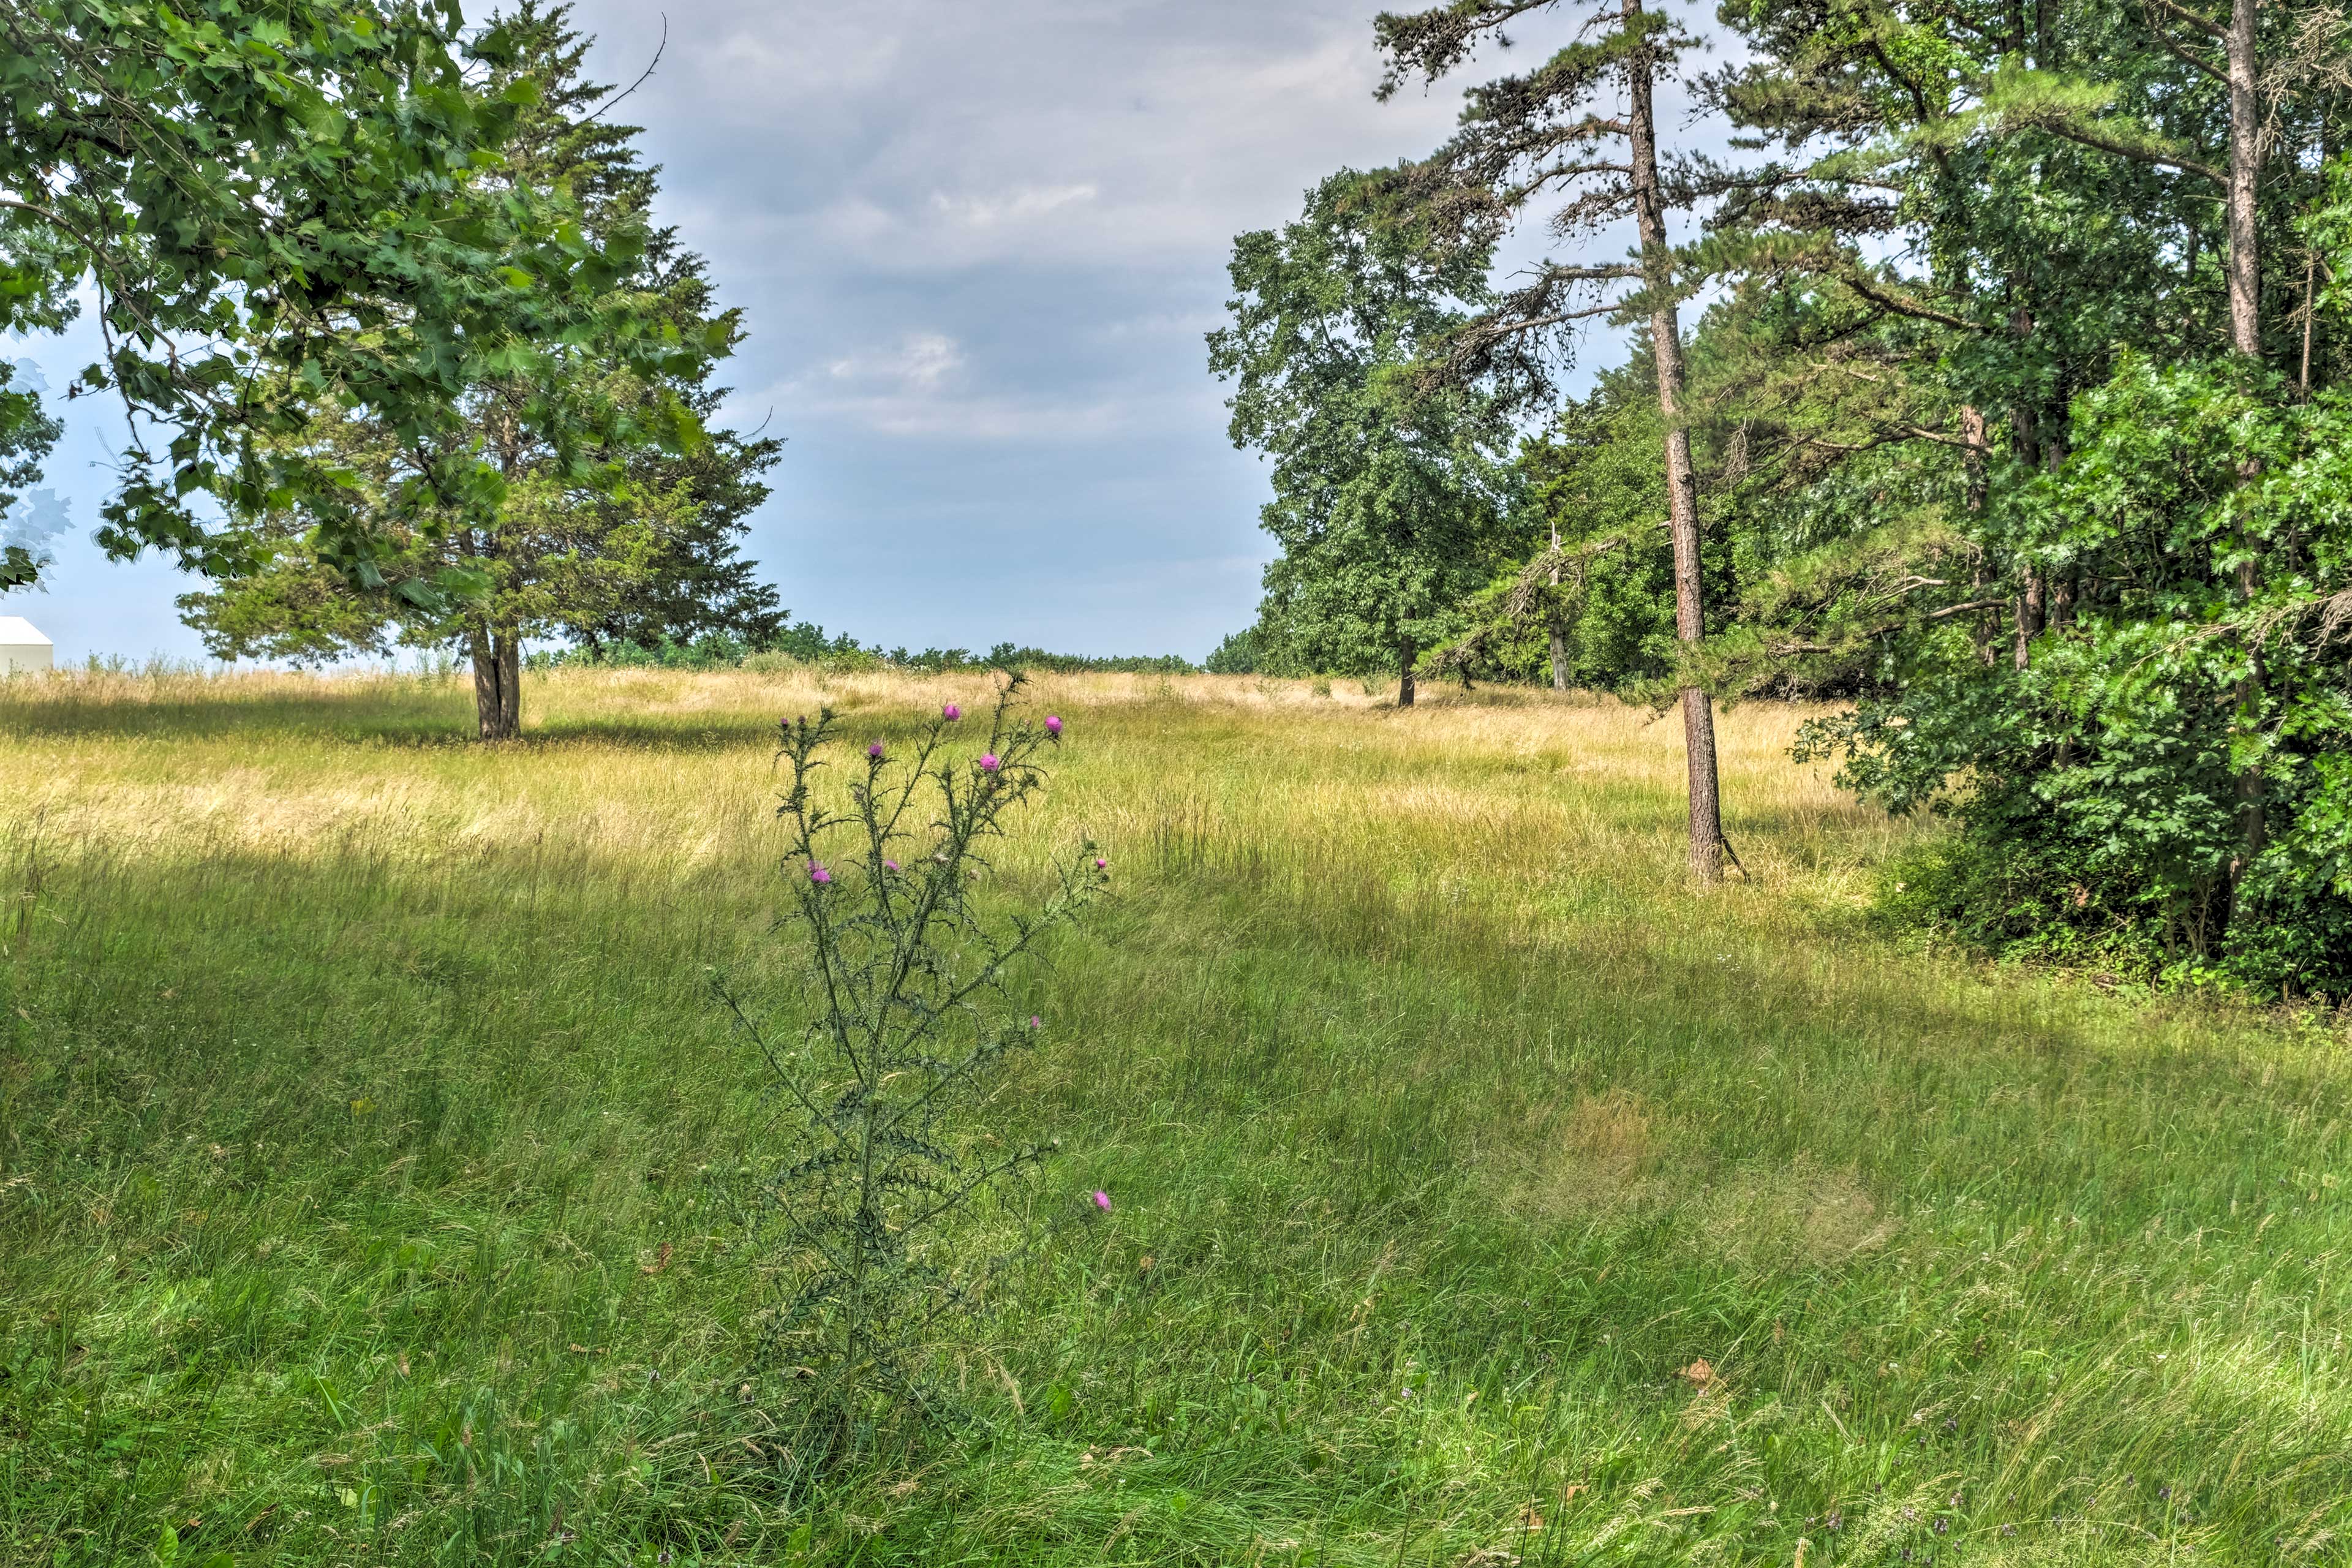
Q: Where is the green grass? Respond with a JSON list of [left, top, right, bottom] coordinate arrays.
[[2, 666, 2348, 1566]]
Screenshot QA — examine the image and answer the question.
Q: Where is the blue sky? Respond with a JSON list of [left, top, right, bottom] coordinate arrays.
[[2, 0, 1698, 665]]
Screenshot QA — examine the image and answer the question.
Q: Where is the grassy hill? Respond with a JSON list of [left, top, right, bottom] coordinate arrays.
[[2, 668, 2346, 1565]]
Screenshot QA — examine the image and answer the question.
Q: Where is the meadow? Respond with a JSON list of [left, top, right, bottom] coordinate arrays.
[[1, 666, 2347, 1566]]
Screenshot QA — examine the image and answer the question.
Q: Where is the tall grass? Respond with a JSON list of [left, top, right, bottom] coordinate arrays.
[[1, 667, 2346, 1565]]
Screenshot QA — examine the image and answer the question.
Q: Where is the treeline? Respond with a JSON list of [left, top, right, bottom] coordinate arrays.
[[1212, 0, 2352, 994], [533, 630, 1198, 676]]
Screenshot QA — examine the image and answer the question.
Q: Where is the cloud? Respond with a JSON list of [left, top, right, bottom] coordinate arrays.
[[827, 332, 966, 391], [778, 330, 1147, 441], [15, 0, 1726, 661], [929, 183, 1099, 230]]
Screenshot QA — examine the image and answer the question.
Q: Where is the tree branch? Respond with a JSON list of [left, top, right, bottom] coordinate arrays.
[[2141, 0, 2228, 40], [1836, 271, 1981, 332]]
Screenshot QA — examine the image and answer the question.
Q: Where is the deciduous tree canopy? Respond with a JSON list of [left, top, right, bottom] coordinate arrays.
[[0, 0, 702, 601]]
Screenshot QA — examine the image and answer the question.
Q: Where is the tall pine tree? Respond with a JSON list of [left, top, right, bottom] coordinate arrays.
[[1376, 0, 1734, 878]]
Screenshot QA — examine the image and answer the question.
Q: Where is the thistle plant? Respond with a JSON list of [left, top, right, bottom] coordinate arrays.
[[719, 674, 1105, 1464]]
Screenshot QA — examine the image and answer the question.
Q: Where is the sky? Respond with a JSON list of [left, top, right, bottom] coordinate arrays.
[[1, 0, 1700, 666]]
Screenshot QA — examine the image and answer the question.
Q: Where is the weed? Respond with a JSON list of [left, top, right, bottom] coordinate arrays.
[[719, 679, 1104, 1469]]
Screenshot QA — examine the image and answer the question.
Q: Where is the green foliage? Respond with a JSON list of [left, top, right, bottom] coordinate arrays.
[[980, 644, 1197, 676], [1487, 368, 1681, 690], [1208, 169, 1518, 682], [1804, 346, 2352, 993], [0, 0, 687, 598], [1202, 625, 1265, 674], [528, 631, 1200, 676], [1325, 0, 2352, 982], [720, 680, 1106, 1466]]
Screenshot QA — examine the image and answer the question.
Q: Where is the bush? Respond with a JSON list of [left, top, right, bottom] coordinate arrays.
[[1812, 353, 2352, 1002]]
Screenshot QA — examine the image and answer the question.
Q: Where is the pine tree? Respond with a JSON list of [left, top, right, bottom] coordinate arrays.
[[1376, 0, 1732, 877]]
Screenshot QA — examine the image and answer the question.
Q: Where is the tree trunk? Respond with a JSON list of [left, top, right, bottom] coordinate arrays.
[[1963, 406, 1999, 665], [2226, 0, 2261, 359], [1398, 636, 1417, 708], [472, 626, 522, 741], [1961, 405, 1989, 515], [2013, 573, 2046, 671], [500, 633, 522, 736], [2226, 0, 2266, 903], [1626, 0, 1723, 883], [2005, 314, 2046, 671], [1547, 519, 1570, 691]]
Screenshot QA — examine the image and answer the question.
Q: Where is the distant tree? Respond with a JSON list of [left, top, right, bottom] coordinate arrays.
[[1508, 371, 1676, 693], [1203, 624, 1268, 676], [178, 3, 777, 736], [1207, 169, 1515, 705], [0, 1, 665, 598]]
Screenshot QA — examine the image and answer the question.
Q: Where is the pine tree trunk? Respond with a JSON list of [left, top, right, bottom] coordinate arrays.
[[1398, 636, 1417, 708], [1625, 0, 1722, 883], [2226, 0, 2261, 360], [472, 627, 522, 741], [2226, 0, 2266, 902]]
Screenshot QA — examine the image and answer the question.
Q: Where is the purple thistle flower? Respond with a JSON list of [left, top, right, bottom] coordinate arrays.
[[942, 703, 962, 721], [1092, 1189, 1111, 1213], [1095, 857, 1107, 871], [1045, 715, 1063, 736], [868, 741, 884, 759], [883, 859, 900, 872], [979, 753, 1001, 773], [808, 862, 832, 885], [1028, 1015, 1041, 1029]]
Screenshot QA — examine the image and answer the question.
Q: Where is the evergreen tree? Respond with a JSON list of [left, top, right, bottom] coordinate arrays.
[[1376, 0, 1733, 877]]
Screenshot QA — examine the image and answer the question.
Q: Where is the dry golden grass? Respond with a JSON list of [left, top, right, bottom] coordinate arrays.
[[4, 666, 1897, 894]]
